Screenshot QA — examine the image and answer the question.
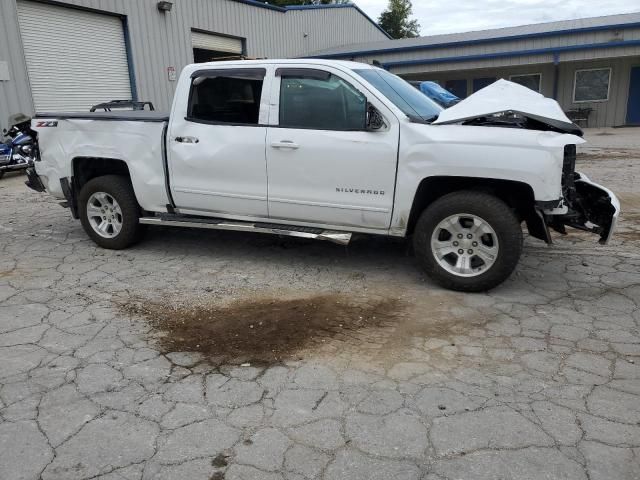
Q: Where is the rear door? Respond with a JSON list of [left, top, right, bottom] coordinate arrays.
[[168, 67, 271, 217], [265, 65, 399, 229]]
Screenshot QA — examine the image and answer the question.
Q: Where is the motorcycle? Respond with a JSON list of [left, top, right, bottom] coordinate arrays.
[[0, 113, 36, 179]]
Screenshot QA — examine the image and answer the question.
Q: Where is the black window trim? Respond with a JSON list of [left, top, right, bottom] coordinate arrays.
[[186, 67, 267, 126], [190, 68, 266, 80], [275, 67, 331, 81]]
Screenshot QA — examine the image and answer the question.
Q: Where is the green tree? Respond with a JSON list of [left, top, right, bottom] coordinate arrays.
[[378, 0, 420, 39]]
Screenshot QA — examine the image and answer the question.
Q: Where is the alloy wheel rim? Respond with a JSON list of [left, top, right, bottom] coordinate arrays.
[[430, 213, 499, 277], [86, 192, 123, 239]]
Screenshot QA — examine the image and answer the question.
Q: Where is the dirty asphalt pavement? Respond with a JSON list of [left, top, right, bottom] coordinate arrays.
[[1, 129, 639, 480]]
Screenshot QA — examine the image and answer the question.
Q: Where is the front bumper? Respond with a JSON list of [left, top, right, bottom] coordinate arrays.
[[547, 171, 619, 244]]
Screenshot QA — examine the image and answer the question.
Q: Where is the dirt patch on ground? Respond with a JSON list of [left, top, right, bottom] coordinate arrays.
[[119, 289, 492, 368], [577, 149, 639, 161], [611, 230, 640, 242], [121, 294, 406, 365], [618, 192, 640, 214], [0, 269, 18, 278]]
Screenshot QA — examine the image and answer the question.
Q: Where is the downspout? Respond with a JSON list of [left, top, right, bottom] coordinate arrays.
[[552, 52, 560, 100]]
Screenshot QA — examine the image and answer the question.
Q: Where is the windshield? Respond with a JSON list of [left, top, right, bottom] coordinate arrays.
[[354, 68, 443, 122]]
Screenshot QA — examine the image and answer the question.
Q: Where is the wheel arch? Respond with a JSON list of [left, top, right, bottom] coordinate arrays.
[[65, 157, 133, 219], [72, 157, 131, 188], [406, 176, 549, 242]]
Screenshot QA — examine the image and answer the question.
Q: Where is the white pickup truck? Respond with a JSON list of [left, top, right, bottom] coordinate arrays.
[[26, 59, 619, 291]]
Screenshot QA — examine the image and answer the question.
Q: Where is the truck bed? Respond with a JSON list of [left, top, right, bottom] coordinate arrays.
[[32, 112, 170, 212], [35, 111, 169, 122]]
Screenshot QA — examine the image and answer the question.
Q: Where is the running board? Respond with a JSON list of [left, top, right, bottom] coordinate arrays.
[[139, 215, 352, 245]]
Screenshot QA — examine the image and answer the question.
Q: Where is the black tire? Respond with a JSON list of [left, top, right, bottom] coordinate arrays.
[[413, 191, 523, 292], [0, 171, 5, 179], [78, 175, 144, 249]]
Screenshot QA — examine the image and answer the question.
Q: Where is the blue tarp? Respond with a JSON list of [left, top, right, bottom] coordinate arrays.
[[417, 81, 460, 108]]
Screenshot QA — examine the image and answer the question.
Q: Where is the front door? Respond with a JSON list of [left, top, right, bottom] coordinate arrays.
[[265, 66, 398, 230], [168, 67, 270, 217], [626, 66, 640, 125]]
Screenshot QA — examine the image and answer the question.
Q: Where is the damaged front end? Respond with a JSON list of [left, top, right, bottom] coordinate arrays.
[[431, 80, 619, 244], [546, 145, 620, 244]]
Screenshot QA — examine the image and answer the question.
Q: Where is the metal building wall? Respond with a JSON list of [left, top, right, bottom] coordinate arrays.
[[341, 25, 640, 76], [328, 24, 640, 128], [556, 57, 636, 127], [398, 58, 636, 128], [0, 1, 33, 129], [0, 0, 387, 130]]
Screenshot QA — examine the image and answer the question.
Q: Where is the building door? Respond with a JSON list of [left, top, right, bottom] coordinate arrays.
[[626, 67, 640, 125], [17, 0, 132, 112], [445, 79, 467, 99], [191, 31, 243, 62], [473, 77, 496, 92]]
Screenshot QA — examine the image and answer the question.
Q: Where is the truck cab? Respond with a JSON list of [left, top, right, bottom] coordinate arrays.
[[27, 60, 619, 291]]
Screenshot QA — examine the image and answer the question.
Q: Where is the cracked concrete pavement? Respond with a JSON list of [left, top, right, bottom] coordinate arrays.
[[1, 128, 639, 480]]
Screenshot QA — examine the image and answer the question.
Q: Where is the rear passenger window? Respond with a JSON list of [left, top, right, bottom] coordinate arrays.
[[278, 69, 367, 131], [188, 68, 266, 125]]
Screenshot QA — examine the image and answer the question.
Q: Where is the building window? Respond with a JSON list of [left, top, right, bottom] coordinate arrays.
[[444, 79, 467, 99], [573, 68, 611, 103], [510, 73, 541, 92], [472, 77, 496, 93], [187, 69, 265, 124], [278, 70, 367, 131]]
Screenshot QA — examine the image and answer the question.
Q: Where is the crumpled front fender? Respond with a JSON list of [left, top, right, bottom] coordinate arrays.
[[549, 172, 620, 244]]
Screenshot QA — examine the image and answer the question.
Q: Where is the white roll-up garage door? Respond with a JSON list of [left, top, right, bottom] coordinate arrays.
[[17, 1, 132, 112], [192, 31, 243, 54]]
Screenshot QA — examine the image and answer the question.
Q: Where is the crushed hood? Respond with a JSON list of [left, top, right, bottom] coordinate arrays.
[[432, 79, 582, 136]]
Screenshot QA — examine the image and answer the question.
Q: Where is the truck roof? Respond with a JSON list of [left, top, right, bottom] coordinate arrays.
[[184, 58, 376, 72]]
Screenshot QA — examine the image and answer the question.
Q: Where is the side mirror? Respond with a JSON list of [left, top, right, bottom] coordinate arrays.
[[366, 103, 385, 131]]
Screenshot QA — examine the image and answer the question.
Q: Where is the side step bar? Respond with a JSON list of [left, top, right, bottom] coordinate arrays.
[[139, 215, 352, 245]]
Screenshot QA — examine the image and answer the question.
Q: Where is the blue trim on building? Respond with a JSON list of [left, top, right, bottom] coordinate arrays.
[[121, 16, 138, 102], [286, 3, 353, 9], [228, 0, 391, 39], [310, 20, 640, 59], [380, 39, 640, 69]]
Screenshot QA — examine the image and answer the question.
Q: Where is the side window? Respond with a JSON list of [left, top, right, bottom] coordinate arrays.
[[510, 73, 542, 92], [188, 68, 266, 125], [278, 69, 366, 131]]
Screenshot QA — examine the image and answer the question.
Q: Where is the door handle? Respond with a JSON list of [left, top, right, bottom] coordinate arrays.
[[175, 136, 199, 144], [271, 140, 299, 149]]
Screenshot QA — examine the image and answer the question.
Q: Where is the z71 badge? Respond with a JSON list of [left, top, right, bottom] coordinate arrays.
[[35, 121, 58, 127]]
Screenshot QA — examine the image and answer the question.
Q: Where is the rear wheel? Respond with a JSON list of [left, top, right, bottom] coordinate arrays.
[[78, 175, 144, 249], [413, 191, 523, 292]]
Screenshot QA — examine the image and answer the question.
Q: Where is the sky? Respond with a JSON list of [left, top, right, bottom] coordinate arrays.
[[356, 0, 640, 36]]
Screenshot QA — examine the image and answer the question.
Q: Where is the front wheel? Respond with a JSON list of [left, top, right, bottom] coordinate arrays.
[[413, 191, 523, 292], [78, 175, 144, 249]]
